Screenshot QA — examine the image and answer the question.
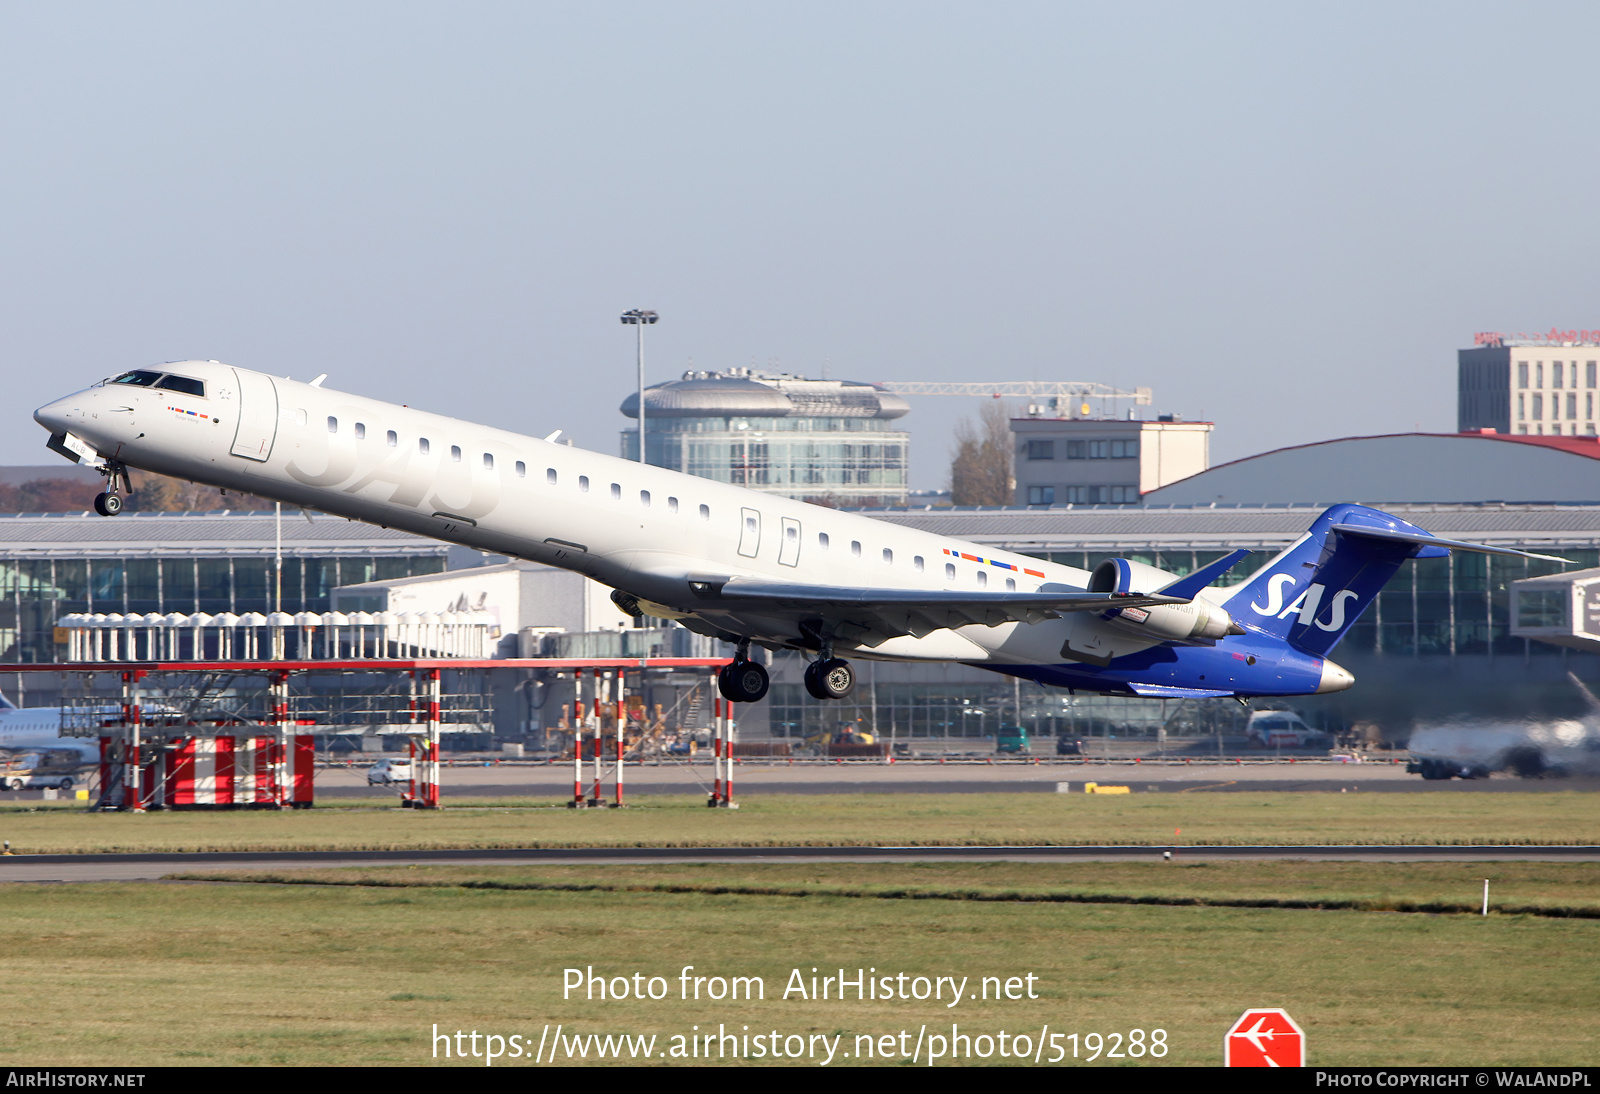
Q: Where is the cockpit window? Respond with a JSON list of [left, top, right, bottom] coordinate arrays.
[[111, 370, 163, 387], [154, 374, 205, 397]]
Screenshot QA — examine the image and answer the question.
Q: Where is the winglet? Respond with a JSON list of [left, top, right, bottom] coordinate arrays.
[[1569, 671, 1600, 715], [1156, 549, 1253, 600]]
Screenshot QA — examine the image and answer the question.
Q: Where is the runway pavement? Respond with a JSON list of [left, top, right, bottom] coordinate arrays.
[[313, 758, 1600, 799], [1, 843, 1597, 883]]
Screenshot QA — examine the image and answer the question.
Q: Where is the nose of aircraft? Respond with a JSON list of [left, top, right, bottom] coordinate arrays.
[[1316, 659, 1355, 694], [33, 396, 76, 435]]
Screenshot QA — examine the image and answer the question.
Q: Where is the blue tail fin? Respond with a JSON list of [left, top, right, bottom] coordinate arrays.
[[1224, 504, 1447, 657]]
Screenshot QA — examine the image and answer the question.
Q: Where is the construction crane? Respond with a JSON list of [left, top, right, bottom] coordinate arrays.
[[876, 381, 1152, 419]]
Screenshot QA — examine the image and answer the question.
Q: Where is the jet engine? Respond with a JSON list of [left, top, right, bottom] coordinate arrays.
[[1088, 558, 1243, 643]]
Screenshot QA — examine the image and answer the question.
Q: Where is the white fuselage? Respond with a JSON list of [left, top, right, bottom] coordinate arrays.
[[0, 707, 98, 762], [35, 362, 1219, 665]]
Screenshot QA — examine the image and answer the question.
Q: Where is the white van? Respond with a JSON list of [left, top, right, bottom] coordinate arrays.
[[1245, 711, 1323, 749]]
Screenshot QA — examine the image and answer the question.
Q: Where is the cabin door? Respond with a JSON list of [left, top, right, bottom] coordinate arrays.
[[229, 368, 280, 462]]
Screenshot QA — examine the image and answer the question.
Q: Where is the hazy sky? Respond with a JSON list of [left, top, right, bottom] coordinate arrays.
[[4, 2, 1598, 490]]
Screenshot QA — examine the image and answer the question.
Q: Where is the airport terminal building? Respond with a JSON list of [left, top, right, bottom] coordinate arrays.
[[1, 498, 1597, 746]]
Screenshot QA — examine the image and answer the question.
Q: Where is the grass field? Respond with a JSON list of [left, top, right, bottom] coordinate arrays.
[[182, 859, 1600, 917], [0, 791, 1595, 853], [1, 861, 1596, 1067]]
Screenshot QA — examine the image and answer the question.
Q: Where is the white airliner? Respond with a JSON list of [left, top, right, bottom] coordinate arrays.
[[33, 362, 1558, 705], [0, 693, 99, 765]]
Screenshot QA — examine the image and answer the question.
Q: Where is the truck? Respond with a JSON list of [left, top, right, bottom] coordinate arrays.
[[0, 749, 85, 792]]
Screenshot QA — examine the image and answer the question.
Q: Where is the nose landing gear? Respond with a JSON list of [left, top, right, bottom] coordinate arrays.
[[92, 462, 132, 517]]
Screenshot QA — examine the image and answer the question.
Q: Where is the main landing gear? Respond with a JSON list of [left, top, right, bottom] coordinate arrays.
[[92, 462, 132, 517], [713, 640, 857, 703], [803, 657, 856, 701], [717, 643, 770, 703]]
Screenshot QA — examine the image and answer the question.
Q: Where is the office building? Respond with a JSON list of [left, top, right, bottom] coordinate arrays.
[[1458, 329, 1600, 435], [620, 368, 911, 507], [1010, 415, 1211, 506]]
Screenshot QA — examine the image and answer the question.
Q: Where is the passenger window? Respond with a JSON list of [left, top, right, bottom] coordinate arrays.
[[483, 453, 494, 469], [327, 416, 338, 433], [610, 483, 621, 500], [354, 423, 366, 440], [154, 374, 205, 397], [977, 570, 988, 588], [419, 438, 431, 455], [546, 468, 557, 485], [667, 496, 679, 513], [945, 563, 956, 580], [386, 430, 397, 447], [851, 541, 861, 557], [1006, 577, 1016, 591], [515, 461, 526, 478], [914, 556, 924, 572], [819, 533, 830, 549], [640, 490, 650, 506], [450, 445, 462, 462], [579, 476, 589, 492], [882, 548, 893, 564], [699, 504, 710, 520]]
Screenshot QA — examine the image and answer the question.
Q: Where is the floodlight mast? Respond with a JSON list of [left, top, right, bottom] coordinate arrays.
[[620, 309, 659, 463]]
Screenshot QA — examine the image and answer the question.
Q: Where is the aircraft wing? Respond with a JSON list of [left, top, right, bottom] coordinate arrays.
[[689, 578, 1187, 644]]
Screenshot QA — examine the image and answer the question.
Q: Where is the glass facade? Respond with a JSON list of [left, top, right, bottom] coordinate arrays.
[[767, 543, 1600, 744], [0, 555, 447, 663], [1017, 547, 1591, 654], [768, 672, 1259, 743], [622, 416, 909, 506]]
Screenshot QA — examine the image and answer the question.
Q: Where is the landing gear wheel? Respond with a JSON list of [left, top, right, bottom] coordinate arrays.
[[93, 492, 123, 516], [717, 660, 770, 703], [804, 658, 855, 700]]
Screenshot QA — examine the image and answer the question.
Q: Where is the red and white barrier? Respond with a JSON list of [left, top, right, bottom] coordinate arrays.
[[141, 735, 316, 808]]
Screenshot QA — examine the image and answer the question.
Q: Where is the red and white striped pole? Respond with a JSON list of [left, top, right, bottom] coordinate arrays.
[[590, 673, 604, 806], [423, 669, 442, 809], [614, 669, 625, 808], [571, 670, 584, 807], [712, 693, 723, 807], [723, 715, 734, 807], [123, 670, 143, 813]]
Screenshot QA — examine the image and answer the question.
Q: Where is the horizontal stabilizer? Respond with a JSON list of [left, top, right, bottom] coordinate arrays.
[[1156, 548, 1253, 600], [1328, 523, 1570, 564]]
